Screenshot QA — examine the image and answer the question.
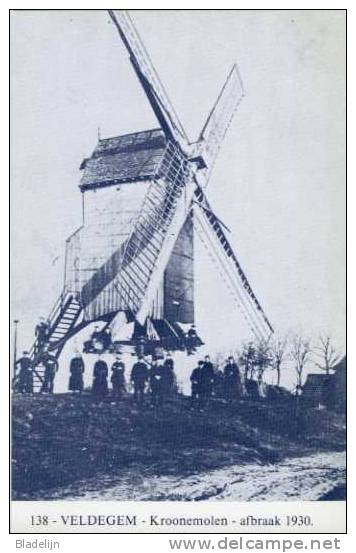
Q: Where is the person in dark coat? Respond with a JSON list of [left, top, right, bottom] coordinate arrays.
[[164, 354, 174, 370], [15, 351, 33, 393], [91, 326, 111, 353], [149, 359, 165, 409], [91, 326, 100, 341], [111, 355, 126, 398], [163, 355, 176, 395], [135, 336, 146, 357], [93, 327, 111, 352], [186, 325, 198, 355], [92, 356, 109, 399], [103, 328, 112, 351], [83, 326, 100, 353], [69, 353, 85, 393], [190, 361, 204, 408], [130, 355, 149, 404], [40, 350, 59, 393], [200, 355, 215, 408], [223, 356, 241, 402], [35, 318, 49, 353], [213, 368, 225, 399]]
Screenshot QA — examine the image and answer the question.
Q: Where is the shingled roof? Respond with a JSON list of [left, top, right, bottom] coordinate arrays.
[[303, 373, 333, 406], [79, 128, 167, 191]]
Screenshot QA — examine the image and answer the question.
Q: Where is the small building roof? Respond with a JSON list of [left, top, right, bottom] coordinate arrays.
[[333, 356, 346, 373], [304, 374, 331, 386], [79, 128, 167, 191], [303, 373, 332, 403]]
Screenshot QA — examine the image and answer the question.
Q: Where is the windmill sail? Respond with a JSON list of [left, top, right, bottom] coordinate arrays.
[[196, 65, 244, 186], [79, 140, 196, 326], [193, 187, 273, 342], [108, 10, 188, 146], [24, 11, 273, 376], [68, 41, 246, 328]]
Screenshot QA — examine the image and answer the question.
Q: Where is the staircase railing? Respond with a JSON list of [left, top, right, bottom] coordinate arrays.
[[27, 292, 64, 361], [14, 142, 195, 394], [12, 290, 83, 392], [27, 290, 80, 366], [63, 225, 83, 296], [12, 292, 66, 390]]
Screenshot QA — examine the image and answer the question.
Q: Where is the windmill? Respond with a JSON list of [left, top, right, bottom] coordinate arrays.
[[21, 10, 273, 390]]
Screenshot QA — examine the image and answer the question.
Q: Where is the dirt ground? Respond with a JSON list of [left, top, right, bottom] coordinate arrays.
[[12, 392, 346, 499]]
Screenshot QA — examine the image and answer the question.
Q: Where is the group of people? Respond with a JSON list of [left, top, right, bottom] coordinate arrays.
[[14, 316, 57, 393], [14, 347, 59, 394], [69, 353, 128, 399], [190, 355, 242, 409], [81, 323, 202, 358], [67, 352, 241, 410], [15, 346, 243, 411], [68, 352, 177, 408]]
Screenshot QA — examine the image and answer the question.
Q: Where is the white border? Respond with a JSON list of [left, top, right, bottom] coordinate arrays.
[[3, 2, 351, 551]]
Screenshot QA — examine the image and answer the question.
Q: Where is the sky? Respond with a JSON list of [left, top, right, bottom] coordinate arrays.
[[10, 10, 346, 389]]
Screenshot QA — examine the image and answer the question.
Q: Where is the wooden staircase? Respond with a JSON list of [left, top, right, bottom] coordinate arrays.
[[13, 146, 196, 393], [23, 293, 82, 392]]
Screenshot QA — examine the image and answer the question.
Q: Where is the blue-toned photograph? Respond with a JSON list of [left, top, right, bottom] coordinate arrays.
[[11, 10, 345, 505]]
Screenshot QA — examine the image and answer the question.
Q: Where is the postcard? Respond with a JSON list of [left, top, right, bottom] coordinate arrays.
[[10, 9, 346, 534]]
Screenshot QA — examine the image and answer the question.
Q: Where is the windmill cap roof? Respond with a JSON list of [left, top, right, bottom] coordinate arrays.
[[95, 128, 165, 154], [79, 128, 167, 191]]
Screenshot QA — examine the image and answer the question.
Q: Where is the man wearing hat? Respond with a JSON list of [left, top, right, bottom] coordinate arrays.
[[15, 351, 33, 393], [40, 347, 59, 393], [35, 317, 49, 353], [186, 324, 198, 355], [223, 355, 241, 402], [130, 354, 149, 404], [190, 360, 204, 409], [200, 355, 215, 409], [110, 354, 126, 399], [68, 351, 85, 393]]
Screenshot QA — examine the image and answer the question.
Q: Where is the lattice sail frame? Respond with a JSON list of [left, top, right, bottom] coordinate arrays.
[[195, 65, 245, 187], [108, 10, 188, 145], [73, 141, 196, 325], [65, 9, 273, 340], [26, 10, 274, 368]]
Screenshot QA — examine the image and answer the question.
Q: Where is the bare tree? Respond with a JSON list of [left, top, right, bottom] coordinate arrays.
[[238, 342, 256, 380], [270, 335, 288, 387], [314, 334, 341, 375], [290, 335, 311, 389], [254, 338, 272, 384]]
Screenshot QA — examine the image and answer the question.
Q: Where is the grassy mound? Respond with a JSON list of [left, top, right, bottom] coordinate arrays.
[[12, 393, 345, 498]]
